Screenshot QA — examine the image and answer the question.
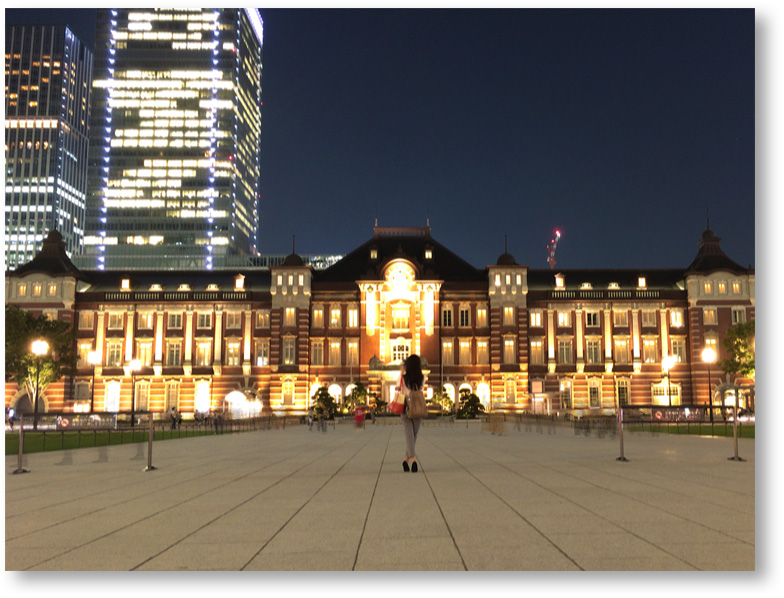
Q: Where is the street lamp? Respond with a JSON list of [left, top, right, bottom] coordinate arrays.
[[31, 339, 50, 431], [701, 347, 717, 423], [88, 350, 101, 414], [129, 359, 142, 427], [662, 355, 677, 407]]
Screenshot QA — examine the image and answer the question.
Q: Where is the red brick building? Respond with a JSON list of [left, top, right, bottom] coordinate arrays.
[[5, 226, 754, 419]]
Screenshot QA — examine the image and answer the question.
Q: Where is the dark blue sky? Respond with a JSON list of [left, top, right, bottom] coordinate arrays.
[[5, 8, 755, 270]]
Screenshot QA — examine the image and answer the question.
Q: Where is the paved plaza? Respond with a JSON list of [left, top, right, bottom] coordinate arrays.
[[5, 418, 755, 571]]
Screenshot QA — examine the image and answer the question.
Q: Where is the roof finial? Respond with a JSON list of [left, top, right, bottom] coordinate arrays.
[[706, 207, 710, 231], [504, 234, 508, 254], [292, 234, 296, 254]]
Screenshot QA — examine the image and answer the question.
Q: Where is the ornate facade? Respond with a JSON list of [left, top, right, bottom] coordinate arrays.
[[5, 226, 755, 419]]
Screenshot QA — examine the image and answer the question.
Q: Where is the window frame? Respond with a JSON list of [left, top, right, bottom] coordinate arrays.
[[166, 340, 182, 366], [529, 339, 544, 365], [586, 338, 602, 364], [557, 339, 573, 364], [442, 306, 453, 328]]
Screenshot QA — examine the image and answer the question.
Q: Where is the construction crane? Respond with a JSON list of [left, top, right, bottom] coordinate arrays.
[[546, 230, 561, 269]]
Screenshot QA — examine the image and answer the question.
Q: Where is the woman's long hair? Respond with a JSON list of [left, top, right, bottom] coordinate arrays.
[[403, 354, 424, 390]]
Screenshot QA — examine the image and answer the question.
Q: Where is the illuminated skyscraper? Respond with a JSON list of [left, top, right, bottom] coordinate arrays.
[[84, 8, 263, 270], [4, 24, 93, 270]]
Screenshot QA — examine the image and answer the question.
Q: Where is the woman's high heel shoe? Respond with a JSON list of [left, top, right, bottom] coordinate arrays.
[[411, 461, 418, 473], [402, 460, 410, 472]]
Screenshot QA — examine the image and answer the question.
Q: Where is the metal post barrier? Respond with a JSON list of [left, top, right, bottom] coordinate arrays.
[[616, 407, 628, 462], [728, 394, 745, 462], [144, 412, 157, 472], [13, 414, 30, 474]]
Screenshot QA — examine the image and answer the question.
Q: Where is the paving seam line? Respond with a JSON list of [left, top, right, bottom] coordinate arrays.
[[20, 432, 354, 571], [351, 427, 393, 571], [421, 463, 469, 571], [487, 442, 754, 547], [8, 431, 313, 542], [238, 430, 381, 571], [457, 440, 707, 570], [422, 435, 585, 571]]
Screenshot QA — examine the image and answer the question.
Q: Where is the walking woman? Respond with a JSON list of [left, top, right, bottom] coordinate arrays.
[[398, 354, 426, 472]]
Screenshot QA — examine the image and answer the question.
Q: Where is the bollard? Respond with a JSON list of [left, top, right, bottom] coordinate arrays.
[[728, 396, 745, 462], [616, 407, 628, 462], [144, 413, 157, 472], [13, 415, 30, 474]]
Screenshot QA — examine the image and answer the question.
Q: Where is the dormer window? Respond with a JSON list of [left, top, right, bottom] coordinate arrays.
[[370, 248, 378, 260], [580, 282, 592, 290], [120, 278, 131, 291], [149, 284, 162, 291], [555, 274, 565, 288], [178, 284, 191, 292], [638, 276, 647, 289], [608, 282, 620, 290], [206, 283, 219, 291], [424, 249, 432, 260], [234, 274, 245, 290]]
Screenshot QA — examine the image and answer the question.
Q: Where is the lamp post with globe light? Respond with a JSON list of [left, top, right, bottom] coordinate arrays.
[[31, 339, 49, 431], [702, 347, 717, 423]]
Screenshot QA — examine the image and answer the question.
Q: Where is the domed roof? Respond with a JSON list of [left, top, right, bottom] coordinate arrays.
[[282, 252, 304, 267], [686, 227, 747, 274], [496, 251, 517, 266], [11, 230, 88, 280]]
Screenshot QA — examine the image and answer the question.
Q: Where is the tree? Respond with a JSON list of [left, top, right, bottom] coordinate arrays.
[[456, 390, 485, 419], [311, 386, 338, 421], [430, 386, 454, 413], [343, 381, 369, 413], [370, 392, 386, 414], [718, 320, 755, 380], [5, 305, 77, 423]]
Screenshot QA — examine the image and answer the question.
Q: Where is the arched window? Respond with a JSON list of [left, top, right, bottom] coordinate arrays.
[[282, 379, 295, 405], [477, 382, 491, 407], [559, 379, 572, 410], [588, 379, 602, 409], [443, 383, 456, 406], [105, 381, 121, 412], [328, 384, 342, 403], [194, 380, 210, 413], [165, 381, 180, 411], [505, 379, 516, 404], [74, 381, 90, 401], [309, 383, 322, 405], [135, 381, 150, 411]]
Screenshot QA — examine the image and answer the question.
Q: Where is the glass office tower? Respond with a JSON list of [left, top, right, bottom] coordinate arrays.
[[4, 25, 93, 270], [85, 9, 263, 270]]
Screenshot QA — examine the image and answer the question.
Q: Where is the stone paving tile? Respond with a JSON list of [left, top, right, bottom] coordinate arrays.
[[134, 541, 264, 571], [655, 541, 755, 571], [575, 555, 699, 571], [545, 531, 673, 560], [245, 550, 359, 571], [5, 422, 755, 571], [457, 543, 581, 571], [354, 536, 462, 570]]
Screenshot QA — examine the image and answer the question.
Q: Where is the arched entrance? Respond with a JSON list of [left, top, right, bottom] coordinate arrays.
[[225, 390, 261, 419], [13, 393, 33, 416]]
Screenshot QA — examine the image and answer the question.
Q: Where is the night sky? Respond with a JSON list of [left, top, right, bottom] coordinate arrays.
[[5, 7, 756, 271]]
